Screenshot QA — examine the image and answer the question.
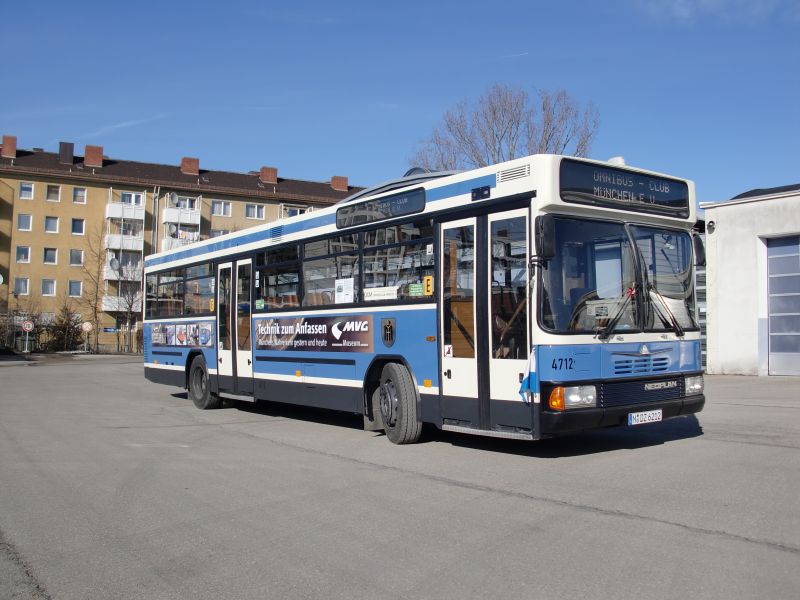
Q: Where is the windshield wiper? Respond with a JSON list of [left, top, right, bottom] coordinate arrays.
[[647, 283, 685, 337], [596, 288, 635, 340]]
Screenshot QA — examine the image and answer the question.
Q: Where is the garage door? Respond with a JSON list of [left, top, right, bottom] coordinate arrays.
[[768, 236, 800, 376]]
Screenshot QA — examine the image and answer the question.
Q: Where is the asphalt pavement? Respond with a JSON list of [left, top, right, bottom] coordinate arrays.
[[0, 356, 798, 599]]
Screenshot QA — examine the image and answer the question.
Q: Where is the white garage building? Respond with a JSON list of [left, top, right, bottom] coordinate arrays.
[[702, 185, 800, 376]]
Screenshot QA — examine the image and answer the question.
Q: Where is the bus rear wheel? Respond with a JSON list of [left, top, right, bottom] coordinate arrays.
[[379, 363, 422, 444], [189, 355, 221, 410]]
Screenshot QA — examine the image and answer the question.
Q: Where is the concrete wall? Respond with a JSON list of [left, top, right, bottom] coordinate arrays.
[[704, 192, 800, 375]]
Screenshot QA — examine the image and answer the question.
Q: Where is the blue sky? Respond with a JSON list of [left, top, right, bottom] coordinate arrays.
[[2, 0, 798, 201]]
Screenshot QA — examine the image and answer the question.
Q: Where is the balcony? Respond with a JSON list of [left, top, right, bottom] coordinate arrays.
[[102, 295, 142, 313], [106, 203, 145, 221], [160, 236, 200, 252], [162, 207, 201, 226], [105, 234, 144, 251], [103, 265, 143, 281]]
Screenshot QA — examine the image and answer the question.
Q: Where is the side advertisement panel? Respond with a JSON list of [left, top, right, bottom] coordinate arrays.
[[255, 315, 374, 353]]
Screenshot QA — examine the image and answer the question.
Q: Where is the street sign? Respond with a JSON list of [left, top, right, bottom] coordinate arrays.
[[22, 320, 34, 332]]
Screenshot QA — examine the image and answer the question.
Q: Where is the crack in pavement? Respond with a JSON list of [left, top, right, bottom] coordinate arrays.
[[0, 529, 52, 600]]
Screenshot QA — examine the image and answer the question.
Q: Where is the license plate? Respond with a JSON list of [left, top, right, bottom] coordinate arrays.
[[628, 409, 663, 426]]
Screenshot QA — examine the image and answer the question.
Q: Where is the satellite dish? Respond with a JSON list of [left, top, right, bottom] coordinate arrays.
[[109, 258, 120, 272], [168, 192, 178, 205], [168, 224, 177, 236]]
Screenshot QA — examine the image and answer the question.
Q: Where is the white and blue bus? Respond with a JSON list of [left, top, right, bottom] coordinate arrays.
[[143, 154, 705, 444]]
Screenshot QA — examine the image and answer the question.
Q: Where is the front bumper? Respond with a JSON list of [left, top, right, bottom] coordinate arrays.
[[540, 394, 705, 436]]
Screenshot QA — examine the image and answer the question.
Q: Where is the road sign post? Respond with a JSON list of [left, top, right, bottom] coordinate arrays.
[[22, 320, 34, 353]]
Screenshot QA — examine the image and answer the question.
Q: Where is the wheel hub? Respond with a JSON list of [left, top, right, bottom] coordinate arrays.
[[379, 379, 398, 427], [193, 367, 206, 396]]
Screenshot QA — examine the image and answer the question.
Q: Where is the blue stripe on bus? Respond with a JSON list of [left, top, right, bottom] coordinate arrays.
[[536, 340, 701, 382], [143, 307, 439, 390], [426, 173, 496, 202], [144, 173, 498, 268], [144, 212, 337, 268], [251, 308, 439, 387]]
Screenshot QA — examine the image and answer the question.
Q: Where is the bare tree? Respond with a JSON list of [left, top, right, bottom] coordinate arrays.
[[77, 223, 106, 351], [410, 84, 599, 171], [117, 264, 143, 352]]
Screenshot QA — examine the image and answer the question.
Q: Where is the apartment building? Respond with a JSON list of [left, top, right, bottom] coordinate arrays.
[[0, 134, 358, 350]]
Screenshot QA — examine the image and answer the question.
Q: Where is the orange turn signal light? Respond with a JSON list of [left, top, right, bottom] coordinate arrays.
[[548, 387, 565, 411]]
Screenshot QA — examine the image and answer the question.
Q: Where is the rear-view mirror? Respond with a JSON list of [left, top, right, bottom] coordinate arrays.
[[535, 215, 555, 261]]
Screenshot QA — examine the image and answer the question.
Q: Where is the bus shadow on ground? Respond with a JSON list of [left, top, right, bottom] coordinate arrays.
[[169, 392, 703, 457], [224, 398, 367, 431], [433, 416, 704, 458]]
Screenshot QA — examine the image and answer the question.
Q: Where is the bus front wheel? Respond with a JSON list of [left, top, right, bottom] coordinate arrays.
[[189, 355, 221, 410], [379, 363, 422, 444]]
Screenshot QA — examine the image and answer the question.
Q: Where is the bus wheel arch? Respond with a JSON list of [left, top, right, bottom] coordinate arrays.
[[185, 350, 204, 390], [187, 353, 221, 410]]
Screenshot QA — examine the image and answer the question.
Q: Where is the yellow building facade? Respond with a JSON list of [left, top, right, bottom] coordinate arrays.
[[0, 135, 356, 351]]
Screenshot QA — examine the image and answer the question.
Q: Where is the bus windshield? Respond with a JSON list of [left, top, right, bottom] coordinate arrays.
[[630, 225, 697, 331], [538, 217, 698, 334], [539, 218, 639, 334]]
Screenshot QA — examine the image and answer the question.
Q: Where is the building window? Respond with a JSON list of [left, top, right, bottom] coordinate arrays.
[[19, 182, 34, 200], [68, 280, 82, 297], [111, 250, 142, 274], [70, 249, 84, 266], [211, 200, 231, 216], [46, 184, 61, 202], [40, 312, 55, 326], [73, 187, 87, 204], [119, 280, 140, 298], [121, 192, 143, 206], [45, 216, 59, 233], [17, 214, 32, 231], [172, 196, 197, 210], [14, 277, 29, 296], [72, 218, 85, 235], [43, 248, 58, 265], [41, 279, 56, 296], [282, 204, 309, 219], [116, 219, 143, 237], [245, 203, 265, 219], [210, 229, 230, 238], [168, 223, 199, 242], [16, 246, 30, 263]]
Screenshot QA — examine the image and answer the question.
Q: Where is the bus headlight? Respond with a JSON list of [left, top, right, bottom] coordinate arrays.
[[548, 385, 597, 411], [685, 375, 704, 396]]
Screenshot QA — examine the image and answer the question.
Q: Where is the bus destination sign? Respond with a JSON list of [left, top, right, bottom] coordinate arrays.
[[336, 188, 425, 229], [560, 159, 689, 218]]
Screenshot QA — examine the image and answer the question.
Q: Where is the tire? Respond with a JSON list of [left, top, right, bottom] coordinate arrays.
[[188, 355, 221, 410], [379, 363, 422, 444]]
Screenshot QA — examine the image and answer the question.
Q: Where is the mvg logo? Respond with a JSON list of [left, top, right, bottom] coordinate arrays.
[[332, 320, 370, 340]]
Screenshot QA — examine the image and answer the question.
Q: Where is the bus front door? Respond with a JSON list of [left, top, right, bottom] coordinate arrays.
[[439, 208, 532, 434]]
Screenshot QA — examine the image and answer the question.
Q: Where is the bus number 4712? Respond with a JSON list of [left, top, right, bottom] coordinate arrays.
[[552, 358, 574, 370]]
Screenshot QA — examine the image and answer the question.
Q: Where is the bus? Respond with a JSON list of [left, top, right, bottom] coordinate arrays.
[[143, 154, 705, 444]]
